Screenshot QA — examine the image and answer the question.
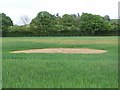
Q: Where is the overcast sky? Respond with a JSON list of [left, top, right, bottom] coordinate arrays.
[[0, 0, 119, 25]]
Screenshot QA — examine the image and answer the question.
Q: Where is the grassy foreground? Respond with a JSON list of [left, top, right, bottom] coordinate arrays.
[[2, 36, 118, 88]]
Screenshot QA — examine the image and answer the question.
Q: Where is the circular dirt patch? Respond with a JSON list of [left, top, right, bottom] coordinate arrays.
[[11, 48, 107, 54]]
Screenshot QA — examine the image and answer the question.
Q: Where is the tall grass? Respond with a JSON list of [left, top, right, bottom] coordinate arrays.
[[2, 36, 118, 88]]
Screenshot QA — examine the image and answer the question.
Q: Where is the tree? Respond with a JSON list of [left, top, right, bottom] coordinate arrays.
[[60, 14, 81, 31], [77, 13, 80, 17], [56, 13, 59, 17], [104, 15, 110, 21], [0, 13, 13, 32], [71, 14, 77, 18], [20, 15, 30, 25], [0, 13, 13, 26], [61, 14, 75, 27], [30, 11, 56, 35], [80, 13, 112, 35]]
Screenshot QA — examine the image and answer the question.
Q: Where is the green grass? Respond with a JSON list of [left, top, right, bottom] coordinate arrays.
[[2, 36, 118, 88], [110, 19, 118, 24]]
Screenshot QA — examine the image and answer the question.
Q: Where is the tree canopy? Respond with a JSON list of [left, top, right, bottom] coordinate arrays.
[[1, 11, 118, 36], [0, 13, 13, 31], [80, 13, 112, 35]]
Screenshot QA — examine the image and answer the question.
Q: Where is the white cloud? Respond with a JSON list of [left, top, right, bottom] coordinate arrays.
[[0, 0, 119, 25]]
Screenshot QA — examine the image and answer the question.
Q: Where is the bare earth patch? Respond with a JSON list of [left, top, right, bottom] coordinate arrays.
[[11, 48, 107, 54]]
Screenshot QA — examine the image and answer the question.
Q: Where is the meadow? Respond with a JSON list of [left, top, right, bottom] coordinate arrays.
[[2, 36, 118, 88]]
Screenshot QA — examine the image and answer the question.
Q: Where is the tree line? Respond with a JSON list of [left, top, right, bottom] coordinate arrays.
[[0, 11, 119, 37]]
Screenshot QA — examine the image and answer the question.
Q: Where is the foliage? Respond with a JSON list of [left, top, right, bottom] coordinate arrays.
[[80, 13, 112, 35], [0, 13, 13, 32], [104, 15, 110, 21], [61, 14, 75, 27], [4, 25, 33, 37], [31, 11, 56, 35], [1, 12, 118, 36]]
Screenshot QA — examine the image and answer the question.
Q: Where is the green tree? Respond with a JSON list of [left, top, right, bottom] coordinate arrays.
[[80, 13, 112, 35], [0, 13, 13, 31], [61, 14, 74, 27], [104, 15, 110, 21], [58, 14, 77, 32], [30, 11, 56, 35], [0, 13, 13, 36]]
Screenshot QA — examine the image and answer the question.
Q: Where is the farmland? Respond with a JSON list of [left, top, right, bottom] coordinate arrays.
[[2, 36, 118, 88]]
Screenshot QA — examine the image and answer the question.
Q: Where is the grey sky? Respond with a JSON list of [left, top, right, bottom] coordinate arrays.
[[0, 0, 119, 25]]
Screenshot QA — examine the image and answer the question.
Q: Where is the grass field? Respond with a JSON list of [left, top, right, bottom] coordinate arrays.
[[110, 19, 118, 24], [2, 36, 118, 88]]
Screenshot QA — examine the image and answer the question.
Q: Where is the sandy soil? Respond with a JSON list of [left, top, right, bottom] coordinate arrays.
[[11, 48, 107, 54]]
